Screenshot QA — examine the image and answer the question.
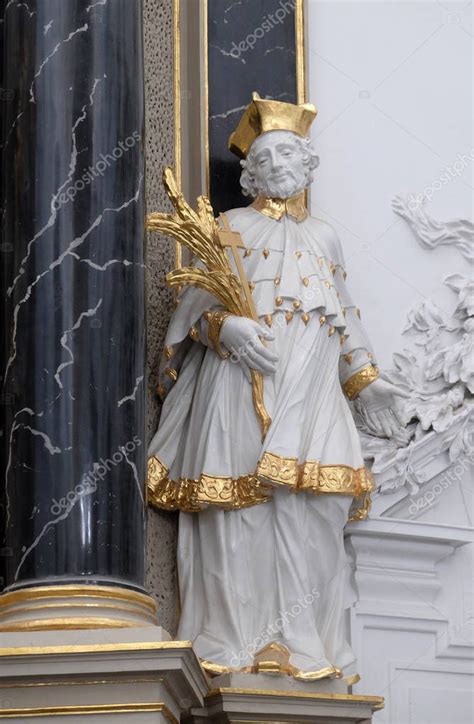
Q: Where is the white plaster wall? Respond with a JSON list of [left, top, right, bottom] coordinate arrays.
[[307, 0, 472, 368], [307, 2, 473, 722]]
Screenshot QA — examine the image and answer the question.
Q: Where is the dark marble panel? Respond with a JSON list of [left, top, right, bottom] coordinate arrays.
[[207, 0, 298, 214], [0, 0, 147, 592]]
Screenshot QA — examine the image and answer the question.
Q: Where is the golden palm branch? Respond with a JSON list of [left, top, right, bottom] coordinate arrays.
[[147, 167, 271, 439]]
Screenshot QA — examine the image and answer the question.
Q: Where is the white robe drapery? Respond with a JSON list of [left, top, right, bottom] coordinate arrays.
[[148, 205, 376, 679]]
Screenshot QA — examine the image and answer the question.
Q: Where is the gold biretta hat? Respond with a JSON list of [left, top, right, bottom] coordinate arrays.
[[228, 92, 317, 159]]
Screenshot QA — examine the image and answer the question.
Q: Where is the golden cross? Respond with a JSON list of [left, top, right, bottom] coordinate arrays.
[[218, 215, 258, 321]]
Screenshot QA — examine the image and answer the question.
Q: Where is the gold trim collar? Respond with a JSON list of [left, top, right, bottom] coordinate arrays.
[[251, 192, 308, 222]]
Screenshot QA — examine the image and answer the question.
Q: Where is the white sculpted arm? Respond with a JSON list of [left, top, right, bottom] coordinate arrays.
[[324, 224, 409, 437]]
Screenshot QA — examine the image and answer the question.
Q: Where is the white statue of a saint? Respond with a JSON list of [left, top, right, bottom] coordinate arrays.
[[147, 94, 407, 681]]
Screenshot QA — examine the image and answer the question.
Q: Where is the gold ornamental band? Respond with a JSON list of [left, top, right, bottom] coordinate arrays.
[[0, 676, 164, 690], [0, 602, 156, 620], [0, 585, 157, 611], [0, 618, 146, 633], [0, 584, 158, 632], [257, 451, 373, 496], [0, 640, 193, 658], [147, 453, 373, 515], [343, 363, 380, 400], [0, 703, 177, 721]]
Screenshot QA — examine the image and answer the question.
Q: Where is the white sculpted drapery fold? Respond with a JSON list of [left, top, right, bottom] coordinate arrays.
[[177, 490, 356, 675]]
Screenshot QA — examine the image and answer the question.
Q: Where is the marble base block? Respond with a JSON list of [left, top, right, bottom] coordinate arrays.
[[0, 628, 208, 723]]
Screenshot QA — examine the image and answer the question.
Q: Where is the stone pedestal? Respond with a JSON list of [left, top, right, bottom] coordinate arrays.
[[0, 628, 208, 722], [0, 632, 384, 722], [186, 672, 383, 723]]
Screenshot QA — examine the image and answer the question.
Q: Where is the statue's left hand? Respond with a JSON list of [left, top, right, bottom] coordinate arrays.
[[358, 378, 410, 437]]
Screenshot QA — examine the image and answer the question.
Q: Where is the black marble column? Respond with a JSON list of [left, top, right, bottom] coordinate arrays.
[[1, 0, 148, 597], [207, 0, 301, 214]]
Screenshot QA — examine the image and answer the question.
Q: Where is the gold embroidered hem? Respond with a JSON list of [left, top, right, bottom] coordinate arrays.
[[200, 659, 343, 682], [252, 642, 344, 681], [292, 665, 343, 682], [344, 673, 361, 686], [251, 192, 308, 222], [348, 491, 372, 522], [257, 451, 373, 497], [147, 456, 271, 512], [200, 659, 235, 677], [343, 363, 380, 400], [147, 452, 373, 513]]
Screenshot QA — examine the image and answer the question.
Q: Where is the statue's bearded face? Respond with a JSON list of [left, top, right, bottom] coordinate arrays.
[[240, 130, 319, 199]]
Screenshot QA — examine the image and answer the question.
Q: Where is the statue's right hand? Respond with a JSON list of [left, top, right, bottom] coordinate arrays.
[[220, 316, 278, 380]]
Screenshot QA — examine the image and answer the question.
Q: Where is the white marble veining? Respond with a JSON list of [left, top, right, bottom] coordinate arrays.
[[5, 175, 143, 387], [122, 448, 145, 505], [29, 24, 89, 104], [7, 75, 104, 297], [4, 408, 38, 532], [118, 376, 144, 408], [55, 301, 103, 389], [86, 0, 108, 13]]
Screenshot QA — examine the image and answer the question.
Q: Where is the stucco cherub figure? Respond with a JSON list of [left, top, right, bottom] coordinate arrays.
[[147, 93, 407, 681]]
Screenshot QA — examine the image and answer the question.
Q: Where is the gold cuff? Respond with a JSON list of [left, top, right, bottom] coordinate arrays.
[[205, 310, 233, 359], [343, 364, 379, 400]]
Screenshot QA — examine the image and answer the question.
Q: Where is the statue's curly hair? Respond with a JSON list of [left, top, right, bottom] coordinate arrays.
[[239, 133, 319, 198]]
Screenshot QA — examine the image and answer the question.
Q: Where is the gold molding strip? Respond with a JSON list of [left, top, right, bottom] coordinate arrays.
[[173, 0, 182, 268], [0, 585, 157, 612], [0, 677, 164, 689], [295, 0, 308, 207], [0, 602, 157, 619], [206, 687, 384, 710], [173, 0, 182, 189], [295, 0, 306, 104], [0, 618, 145, 633], [0, 640, 194, 657], [0, 703, 177, 721], [202, 0, 210, 198]]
